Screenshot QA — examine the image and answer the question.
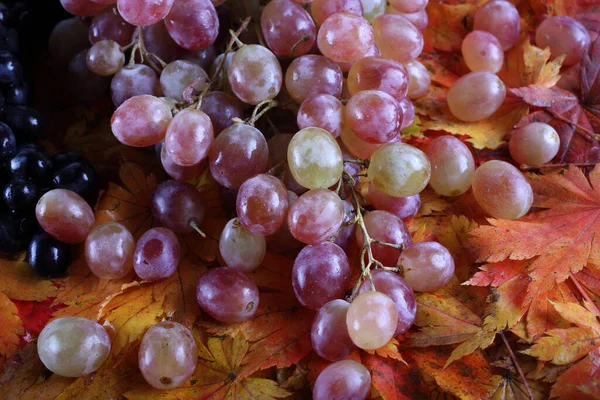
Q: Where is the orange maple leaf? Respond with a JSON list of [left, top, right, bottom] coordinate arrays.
[[0, 292, 24, 358]]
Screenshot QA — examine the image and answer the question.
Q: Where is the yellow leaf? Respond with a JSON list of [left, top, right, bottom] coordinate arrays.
[[0, 257, 58, 301], [364, 338, 407, 364], [499, 39, 565, 88], [0, 292, 23, 357]]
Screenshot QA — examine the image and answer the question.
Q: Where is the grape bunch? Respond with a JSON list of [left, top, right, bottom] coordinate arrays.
[[0, 1, 98, 279], [33, 0, 590, 396]]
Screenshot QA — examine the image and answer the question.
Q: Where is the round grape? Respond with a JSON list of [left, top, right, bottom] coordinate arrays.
[[473, 0, 520, 51], [199, 91, 244, 135], [89, 9, 135, 46], [133, 227, 180, 281], [111, 95, 172, 147], [36, 189, 94, 244], [151, 180, 205, 233], [346, 291, 397, 350], [447, 71, 506, 122], [311, 300, 355, 361], [310, 0, 363, 26], [117, 0, 174, 26], [86, 40, 125, 76], [347, 56, 409, 101], [399, 241, 455, 292], [261, 0, 316, 57], [111, 64, 161, 107], [160, 60, 208, 102], [236, 174, 289, 236], [355, 210, 412, 266], [462, 31, 504, 73], [164, 0, 219, 50], [426, 136, 475, 197], [389, 0, 428, 14], [317, 13, 374, 63], [60, 0, 105, 16], [285, 55, 343, 104], [164, 109, 213, 166], [228, 44, 282, 105], [368, 183, 421, 220], [313, 360, 371, 400], [509, 122, 560, 166], [219, 218, 266, 273], [535, 15, 591, 67], [297, 94, 344, 138], [373, 14, 423, 63], [85, 222, 135, 280], [288, 189, 344, 245], [346, 90, 401, 144]]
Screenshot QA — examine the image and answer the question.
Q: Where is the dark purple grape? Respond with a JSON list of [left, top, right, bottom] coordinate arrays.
[[52, 161, 98, 206], [0, 121, 16, 161], [28, 231, 70, 277], [0, 53, 22, 84], [0, 212, 36, 255], [51, 152, 87, 171], [151, 180, 205, 233], [8, 146, 52, 184], [0, 26, 19, 53], [3, 179, 38, 213], [3, 82, 28, 105], [3, 105, 44, 142]]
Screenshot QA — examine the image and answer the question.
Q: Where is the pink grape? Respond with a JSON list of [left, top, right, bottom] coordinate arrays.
[[357, 269, 416, 334], [472, 160, 533, 220], [111, 95, 173, 147], [535, 15, 591, 67], [399, 241, 455, 292], [389, 0, 428, 14], [164, 0, 219, 50], [355, 210, 412, 266], [317, 13, 374, 63], [462, 30, 504, 73], [313, 360, 371, 400], [311, 300, 355, 361], [164, 109, 213, 166], [136, 23, 183, 63], [151, 180, 205, 233], [49, 17, 91, 66], [426, 135, 476, 196], [368, 183, 421, 220], [346, 90, 401, 144], [292, 242, 350, 310], [208, 124, 269, 188], [85, 222, 135, 280], [199, 91, 244, 135], [333, 199, 356, 250], [138, 322, 197, 389], [285, 55, 343, 103], [117, 0, 174, 26], [236, 174, 289, 236], [346, 291, 397, 349], [399, 97, 416, 130], [160, 60, 209, 102], [388, 7, 428, 31], [373, 14, 424, 63], [159, 143, 204, 181], [340, 126, 386, 160], [89, 9, 135, 46], [405, 60, 430, 99], [266, 190, 303, 253], [347, 56, 409, 101], [310, 0, 363, 26], [473, 0, 520, 51], [133, 227, 180, 281], [336, 43, 381, 73], [182, 45, 217, 71], [261, 0, 316, 57], [36, 189, 94, 244], [111, 64, 161, 107], [447, 71, 506, 122], [219, 218, 266, 273], [287, 189, 344, 245], [60, 0, 105, 16], [267, 133, 294, 168], [91, 0, 116, 4], [509, 122, 560, 166], [297, 94, 344, 138], [86, 40, 125, 76], [228, 44, 283, 105], [196, 267, 259, 323]]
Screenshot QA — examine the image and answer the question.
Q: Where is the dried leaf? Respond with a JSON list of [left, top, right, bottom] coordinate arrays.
[[0, 257, 58, 301], [0, 292, 24, 357]]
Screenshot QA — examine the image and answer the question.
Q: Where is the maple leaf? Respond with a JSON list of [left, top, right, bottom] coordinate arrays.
[[0, 256, 58, 302], [0, 292, 24, 357]]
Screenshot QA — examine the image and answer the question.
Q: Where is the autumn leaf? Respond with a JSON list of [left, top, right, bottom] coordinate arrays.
[[0, 292, 24, 357], [551, 348, 600, 400], [0, 256, 58, 301], [499, 39, 565, 89]]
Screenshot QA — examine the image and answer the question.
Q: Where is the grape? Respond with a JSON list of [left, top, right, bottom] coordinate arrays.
[[91, 0, 117, 4], [196, 267, 259, 323], [535, 16, 591, 67], [219, 218, 266, 272], [236, 174, 289, 236], [60, 0, 106, 16], [472, 160, 533, 220], [373, 14, 423, 63], [36, 189, 94, 244], [346, 90, 401, 144], [38, 317, 111, 377], [28, 232, 70, 278], [285, 55, 343, 104], [0, 53, 22, 85], [310, 0, 363, 26], [473, 0, 520, 51], [183, 45, 217, 71], [317, 13, 374, 63], [49, 17, 91, 66], [228, 44, 282, 105], [210, 52, 234, 92], [117, 0, 174, 26], [336, 43, 381, 73], [133, 227, 180, 281], [0, 122, 16, 162], [85, 222, 135, 280], [86, 40, 124, 76], [313, 360, 371, 400], [89, 9, 134, 46], [68, 50, 111, 102], [199, 91, 244, 135], [557, 63, 580, 94], [334, 199, 356, 250], [361, 0, 386, 22], [208, 124, 269, 189], [3, 179, 38, 213], [346, 291, 397, 350], [340, 126, 386, 159], [136, 22, 183, 64], [159, 143, 204, 181], [267, 134, 294, 168], [311, 300, 355, 361], [3, 106, 45, 142], [447, 71, 506, 122], [287, 127, 343, 189], [347, 56, 409, 101], [388, 7, 428, 31], [399, 98, 416, 130], [355, 210, 412, 266], [138, 321, 197, 389], [509, 122, 560, 165], [261, 0, 316, 57], [462, 31, 504, 73], [288, 189, 344, 245], [164, 0, 219, 50], [358, 270, 415, 334], [111, 64, 161, 107], [292, 242, 350, 310], [152, 180, 205, 233], [297, 94, 343, 138], [368, 142, 431, 197], [164, 109, 213, 166], [426, 136, 475, 197], [368, 183, 421, 220], [160, 60, 208, 102], [266, 190, 302, 252], [399, 241, 454, 292], [111, 95, 173, 147], [389, 0, 427, 14]]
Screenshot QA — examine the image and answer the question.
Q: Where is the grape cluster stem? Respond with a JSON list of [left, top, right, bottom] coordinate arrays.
[[125, 27, 167, 74]]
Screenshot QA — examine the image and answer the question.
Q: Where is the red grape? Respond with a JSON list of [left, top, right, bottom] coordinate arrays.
[[261, 0, 316, 57], [236, 174, 289, 236], [164, 0, 219, 50], [287, 188, 344, 244], [133, 227, 180, 281], [311, 299, 355, 361]]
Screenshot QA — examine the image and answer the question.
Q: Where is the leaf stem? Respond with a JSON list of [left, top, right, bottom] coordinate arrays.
[[520, 162, 597, 170], [500, 332, 534, 400]]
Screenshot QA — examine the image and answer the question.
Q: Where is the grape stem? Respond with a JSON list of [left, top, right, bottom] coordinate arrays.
[[343, 159, 370, 168], [290, 35, 310, 57], [126, 27, 166, 74], [189, 219, 206, 238], [247, 99, 279, 127], [520, 162, 597, 170]]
